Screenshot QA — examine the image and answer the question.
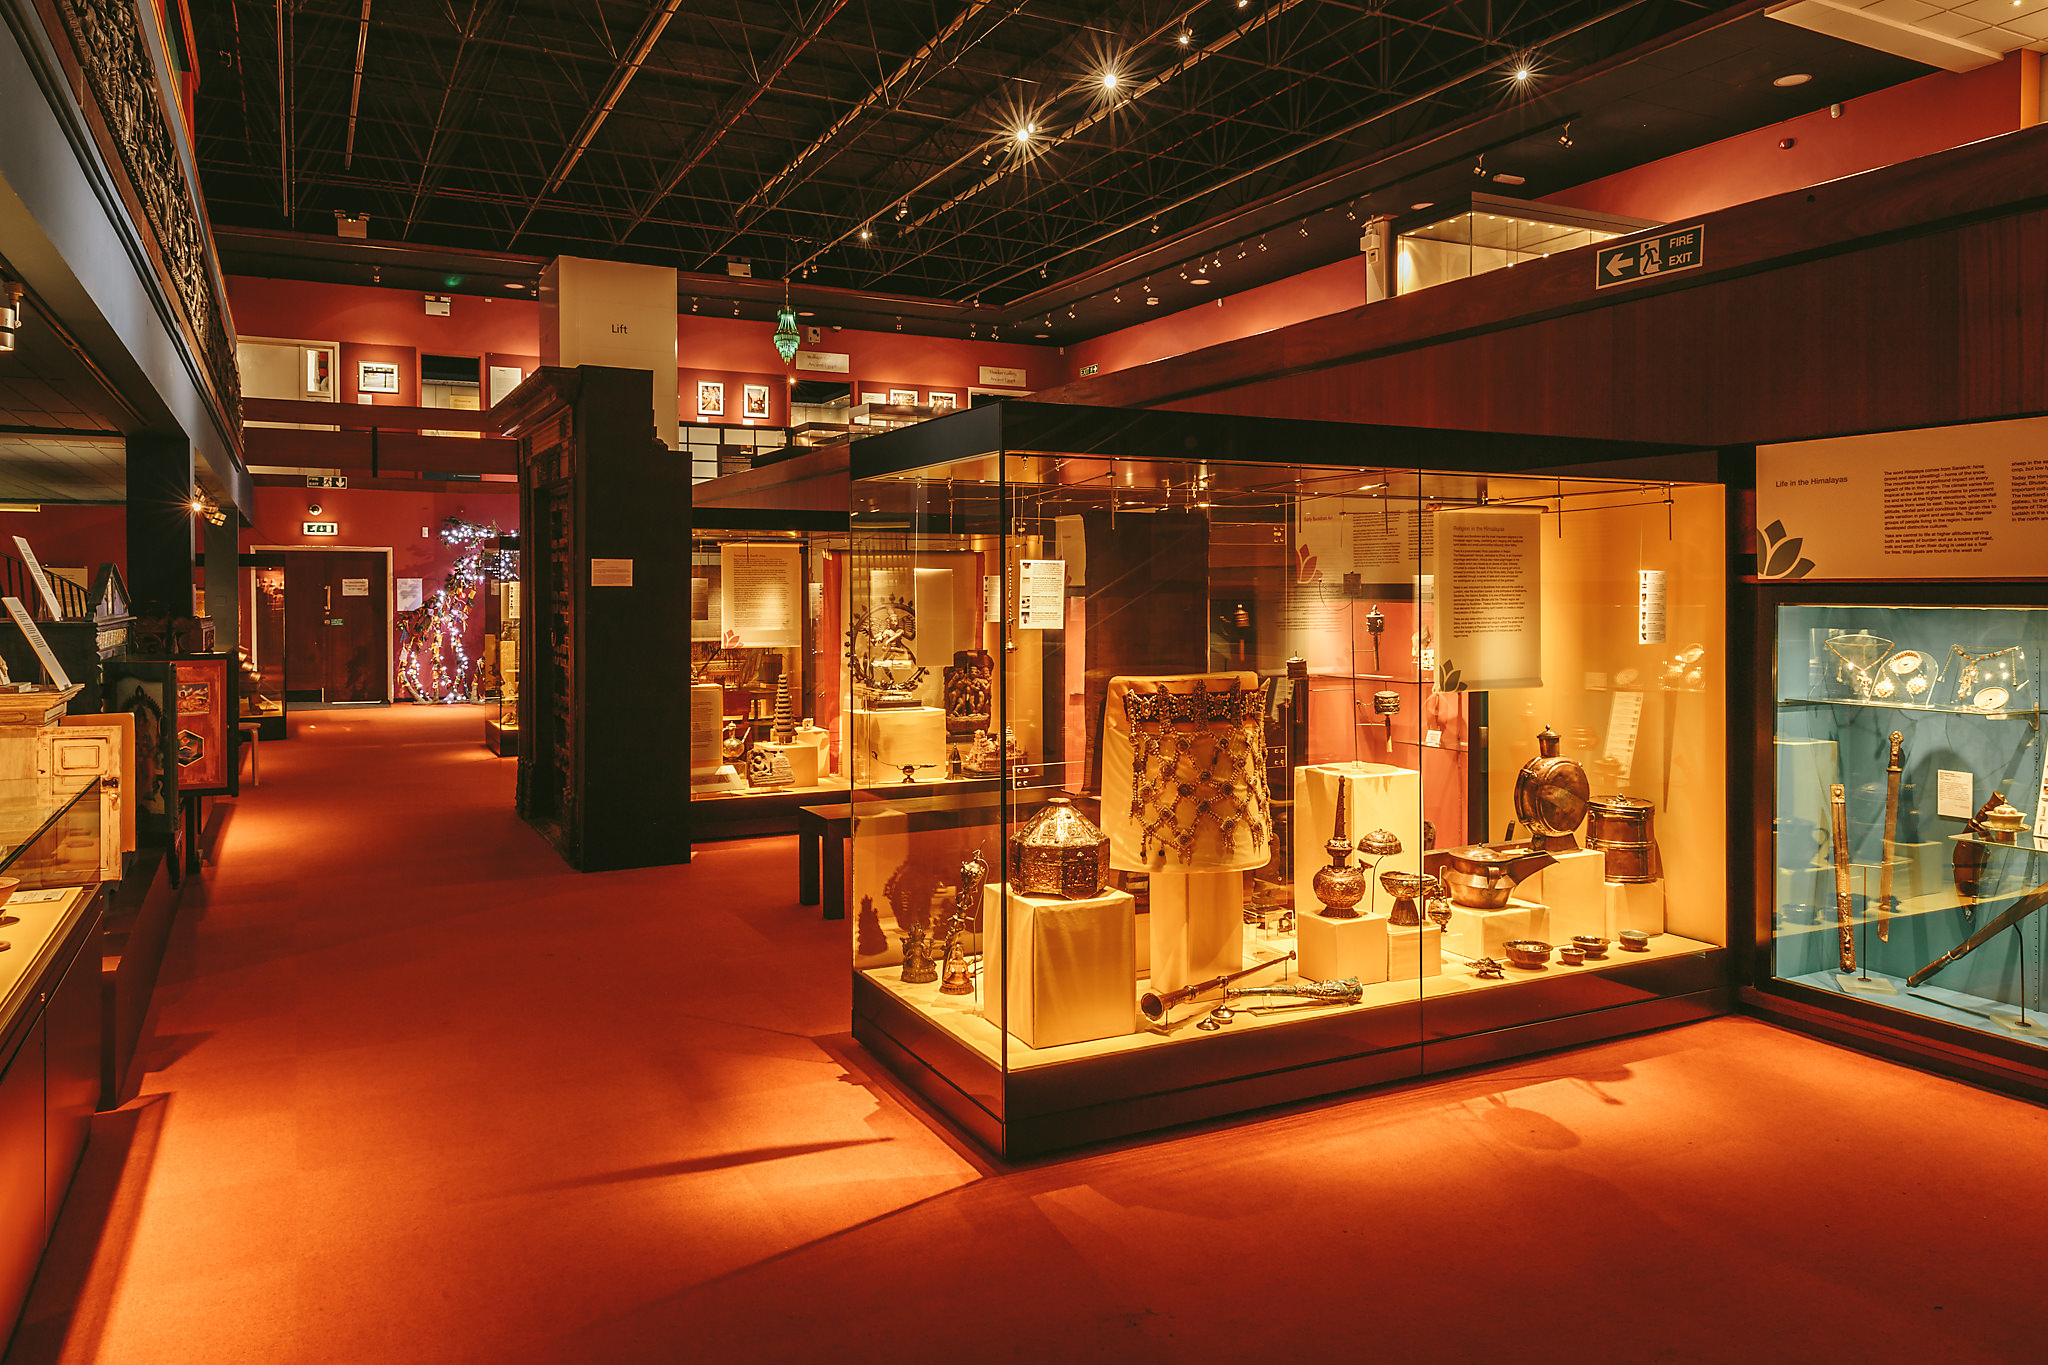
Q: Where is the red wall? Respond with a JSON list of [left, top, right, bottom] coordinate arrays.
[[226, 277, 1058, 422], [243, 484, 520, 695], [0, 507, 128, 580], [1545, 54, 2033, 224]]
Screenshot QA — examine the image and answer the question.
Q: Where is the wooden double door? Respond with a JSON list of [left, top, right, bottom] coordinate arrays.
[[284, 550, 388, 702]]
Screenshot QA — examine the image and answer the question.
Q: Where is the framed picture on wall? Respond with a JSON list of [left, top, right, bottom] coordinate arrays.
[[928, 392, 957, 411], [888, 388, 918, 407], [698, 381, 725, 416], [742, 384, 770, 418], [358, 361, 400, 394]]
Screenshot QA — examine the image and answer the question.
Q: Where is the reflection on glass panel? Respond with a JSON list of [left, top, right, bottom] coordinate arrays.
[[1773, 603, 2048, 1048], [239, 563, 286, 727], [690, 529, 849, 805]]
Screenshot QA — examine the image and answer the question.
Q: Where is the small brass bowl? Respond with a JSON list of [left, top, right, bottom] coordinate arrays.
[[1572, 934, 1610, 960], [1502, 939, 1552, 969], [1557, 946, 1585, 965], [1618, 929, 1651, 952]]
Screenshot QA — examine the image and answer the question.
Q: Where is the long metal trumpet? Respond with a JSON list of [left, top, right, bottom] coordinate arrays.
[[1141, 952, 1295, 1023]]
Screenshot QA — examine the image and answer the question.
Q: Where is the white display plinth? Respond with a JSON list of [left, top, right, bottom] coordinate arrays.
[[1606, 880, 1666, 936], [1388, 923, 1442, 979], [1149, 869, 1243, 993], [853, 706, 946, 783], [756, 741, 818, 787], [795, 722, 832, 774], [1523, 849, 1608, 943], [1445, 899, 1547, 960], [1293, 763, 1421, 914], [1298, 911, 1390, 985], [981, 883, 1139, 1049]]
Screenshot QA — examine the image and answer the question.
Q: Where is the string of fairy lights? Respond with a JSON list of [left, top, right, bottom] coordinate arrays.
[[398, 517, 518, 704]]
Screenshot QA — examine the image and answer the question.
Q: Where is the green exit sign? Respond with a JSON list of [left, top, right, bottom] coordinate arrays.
[[1080, 363, 1098, 377]]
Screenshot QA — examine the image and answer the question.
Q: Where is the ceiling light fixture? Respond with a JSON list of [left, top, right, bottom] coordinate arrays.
[[0, 282, 20, 352], [1558, 122, 1574, 147], [1410, 201, 1434, 211], [1015, 122, 1034, 143], [1102, 69, 1119, 91], [1190, 274, 1210, 285], [1513, 66, 1531, 82], [1772, 72, 1813, 88], [772, 280, 800, 364], [1493, 173, 1526, 186], [1177, 29, 1192, 45], [859, 226, 872, 240]]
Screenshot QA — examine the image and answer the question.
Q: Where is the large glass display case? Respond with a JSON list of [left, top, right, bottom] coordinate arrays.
[[690, 510, 849, 838], [1764, 593, 2048, 1061], [849, 402, 1729, 1156], [238, 555, 287, 740]]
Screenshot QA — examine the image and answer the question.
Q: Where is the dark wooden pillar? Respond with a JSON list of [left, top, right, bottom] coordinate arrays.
[[125, 435, 195, 618]]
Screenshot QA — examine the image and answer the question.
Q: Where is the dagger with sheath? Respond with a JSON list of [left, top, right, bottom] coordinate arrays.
[[1878, 731, 1903, 943], [1830, 783, 1855, 973]]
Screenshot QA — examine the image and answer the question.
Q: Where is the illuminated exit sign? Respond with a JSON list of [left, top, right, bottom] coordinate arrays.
[[303, 521, 338, 536]]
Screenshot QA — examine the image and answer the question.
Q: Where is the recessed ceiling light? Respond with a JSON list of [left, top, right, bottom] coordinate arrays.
[[1492, 173, 1526, 185], [1190, 276, 1210, 285], [1410, 201, 1434, 211], [503, 282, 523, 291], [798, 310, 815, 318], [1773, 72, 1813, 87]]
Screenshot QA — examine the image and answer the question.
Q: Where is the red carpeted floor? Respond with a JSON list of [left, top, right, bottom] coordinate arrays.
[[7, 705, 2046, 1364]]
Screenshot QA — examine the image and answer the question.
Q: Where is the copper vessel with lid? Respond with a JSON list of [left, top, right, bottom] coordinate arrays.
[[1587, 795, 1661, 883]]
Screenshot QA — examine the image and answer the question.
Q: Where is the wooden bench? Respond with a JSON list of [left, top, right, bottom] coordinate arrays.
[[796, 803, 851, 920]]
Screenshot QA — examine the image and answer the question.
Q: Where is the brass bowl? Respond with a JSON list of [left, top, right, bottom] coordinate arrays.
[[1557, 946, 1585, 965], [1379, 870, 1437, 928], [1572, 935, 1610, 960], [1502, 939, 1552, 970]]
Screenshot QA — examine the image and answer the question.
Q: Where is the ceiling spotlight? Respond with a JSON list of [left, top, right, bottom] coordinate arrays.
[[1558, 122, 1574, 147], [1772, 72, 1813, 88], [1039, 263, 1048, 278], [1177, 29, 1192, 45], [1102, 69, 1119, 91], [859, 226, 872, 241], [1513, 66, 1532, 82], [895, 202, 907, 218], [1146, 296, 1160, 306], [895, 317, 902, 331], [1150, 219, 1159, 234], [1113, 293, 1121, 303], [1067, 308, 1075, 319], [1015, 123, 1034, 143], [992, 326, 1001, 339], [1297, 225, 1308, 236]]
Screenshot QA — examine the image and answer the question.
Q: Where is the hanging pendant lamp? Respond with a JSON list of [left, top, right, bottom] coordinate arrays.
[[772, 280, 800, 364]]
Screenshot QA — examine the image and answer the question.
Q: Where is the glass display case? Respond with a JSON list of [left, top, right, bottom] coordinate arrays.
[[1765, 596, 2048, 1058], [690, 510, 850, 838], [483, 571, 520, 757], [237, 556, 288, 740], [0, 777, 105, 892], [1395, 192, 1653, 297], [849, 402, 1729, 1156]]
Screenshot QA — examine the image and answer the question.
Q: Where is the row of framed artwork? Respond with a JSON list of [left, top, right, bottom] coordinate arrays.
[[690, 381, 962, 418]]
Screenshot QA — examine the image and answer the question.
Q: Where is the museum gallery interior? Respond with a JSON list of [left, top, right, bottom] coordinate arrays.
[[2, 0, 2048, 1359]]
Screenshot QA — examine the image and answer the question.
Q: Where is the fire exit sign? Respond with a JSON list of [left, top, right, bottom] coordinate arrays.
[[303, 521, 338, 536]]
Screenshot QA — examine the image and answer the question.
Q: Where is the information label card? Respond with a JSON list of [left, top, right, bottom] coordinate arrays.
[[3, 596, 70, 689], [1757, 416, 2048, 580], [1434, 507, 1542, 690]]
